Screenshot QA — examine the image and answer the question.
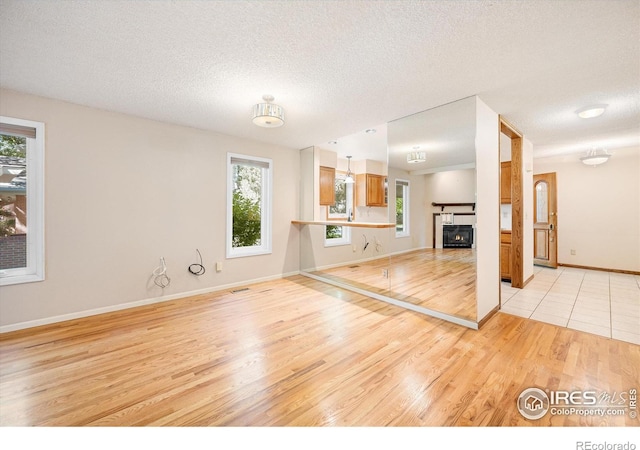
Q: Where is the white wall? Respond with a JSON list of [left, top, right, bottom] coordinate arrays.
[[424, 169, 477, 248], [300, 147, 314, 221], [0, 89, 300, 330], [534, 146, 640, 272], [299, 225, 391, 272], [387, 167, 428, 253], [475, 97, 500, 322]]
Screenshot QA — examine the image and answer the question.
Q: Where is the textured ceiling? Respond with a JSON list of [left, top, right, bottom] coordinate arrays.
[[1, 0, 638, 161]]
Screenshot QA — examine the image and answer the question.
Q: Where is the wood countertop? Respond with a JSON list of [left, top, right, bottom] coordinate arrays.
[[291, 220, 395, 229]]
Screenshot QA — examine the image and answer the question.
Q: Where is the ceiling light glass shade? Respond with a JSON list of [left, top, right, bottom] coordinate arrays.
[[252, 102, 284, 128], [345, 155, 355, 183], [580, 149, 610, 166], [407, 151, 427, 163], [576, 104, 607, 119]]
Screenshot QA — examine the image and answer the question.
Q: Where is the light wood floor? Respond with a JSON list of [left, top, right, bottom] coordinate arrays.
[[312, 248, 476, 320], [1, 275, 638, 426]]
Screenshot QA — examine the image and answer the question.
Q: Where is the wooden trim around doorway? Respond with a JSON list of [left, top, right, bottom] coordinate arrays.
[[500, 117, 524, 288]]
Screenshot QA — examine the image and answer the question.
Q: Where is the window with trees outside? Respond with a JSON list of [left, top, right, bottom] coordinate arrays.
[[395, 179, 410, 237], [0, 116, 45, 286], [226, 153, 272, 258], [325, 172, 352, 247]]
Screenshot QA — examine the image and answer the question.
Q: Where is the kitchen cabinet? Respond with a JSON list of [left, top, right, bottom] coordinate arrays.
[[500, 231, 512, 281], [319, 166, 335, 206], [356, 173, 387, 207], [501, 161, 511, 204]]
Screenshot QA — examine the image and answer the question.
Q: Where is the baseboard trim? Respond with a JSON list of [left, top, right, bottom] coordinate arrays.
[[0, 271, 300, 334], [522, 274, 535, 287], [478, 305, 499, 328], [557, 263, 640, 276]]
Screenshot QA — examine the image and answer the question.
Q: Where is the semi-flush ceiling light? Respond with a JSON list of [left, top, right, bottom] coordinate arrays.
[[576, 104, 607, 119], [580, 148, 610, 166], [252, 95, 284, 128], [365, 128, 377, 134], [407, 151, 427, 164], [345, 156, 355, 184]]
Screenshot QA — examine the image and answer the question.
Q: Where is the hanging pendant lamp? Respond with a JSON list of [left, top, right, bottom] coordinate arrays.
[[345, 156, 355, 184], [252, 95, 285, 128]]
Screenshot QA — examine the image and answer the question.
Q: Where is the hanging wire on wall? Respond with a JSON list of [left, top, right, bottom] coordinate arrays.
[[153, 257, 170, 288], [188, 249, 206, 276], [362, 234, 370, 251]]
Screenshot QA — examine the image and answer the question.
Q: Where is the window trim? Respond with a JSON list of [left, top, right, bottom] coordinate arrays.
[[226, 152, 273, 259], [0, 116, 45, 286], [395, 178, 410, 238], [324, 224, 351, 247], [327, 171, 354, 221]]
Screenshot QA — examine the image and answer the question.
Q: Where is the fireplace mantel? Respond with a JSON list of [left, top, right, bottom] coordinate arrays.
[[432, 212, 476, 248], [431, 202, 476, 211]]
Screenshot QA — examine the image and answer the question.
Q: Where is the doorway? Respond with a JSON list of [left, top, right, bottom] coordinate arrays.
[[499, 118, 524, 288], [533, 172, 558, 268]]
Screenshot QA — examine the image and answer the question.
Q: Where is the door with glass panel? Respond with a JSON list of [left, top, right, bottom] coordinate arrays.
[[533, 172, 557, 268]]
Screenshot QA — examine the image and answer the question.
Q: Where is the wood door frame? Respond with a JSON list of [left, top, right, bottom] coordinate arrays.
[[499, 117, 524, 289]]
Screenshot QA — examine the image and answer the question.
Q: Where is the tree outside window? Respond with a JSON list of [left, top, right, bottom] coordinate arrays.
[[395, 179, 410, 237], [0, 116, 45, 285], [232, 164, 262, 248], [226, 154, 272, 258]]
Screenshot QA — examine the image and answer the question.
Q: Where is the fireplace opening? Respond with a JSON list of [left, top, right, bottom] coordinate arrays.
[[443, 225, 474, 248]]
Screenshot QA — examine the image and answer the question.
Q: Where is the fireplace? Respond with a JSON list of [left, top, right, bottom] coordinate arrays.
[[443, 225, 474, 248]]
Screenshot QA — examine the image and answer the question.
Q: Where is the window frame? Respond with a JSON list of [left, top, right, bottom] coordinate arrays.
[[395, 178, 410, 238], [226, 152, 273, 259], [324, 224, 351, 247], [327, 171, 353, 220], [0, 116, 45, 286]]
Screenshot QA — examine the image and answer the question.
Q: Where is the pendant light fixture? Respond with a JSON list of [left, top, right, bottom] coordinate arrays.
[[407, 151, 427, 163], [252, 94, 285, 128], [407, 146, 426, 163], [345, 156, 355, 184]]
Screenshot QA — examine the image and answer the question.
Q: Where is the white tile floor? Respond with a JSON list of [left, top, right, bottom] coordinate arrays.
[[501, 266, 640, 345]]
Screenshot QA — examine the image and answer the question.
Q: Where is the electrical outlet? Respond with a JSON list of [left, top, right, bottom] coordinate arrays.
[[382, 269, 389, 278], [216, 262, 223, 272], [570, 249, 576, 256]]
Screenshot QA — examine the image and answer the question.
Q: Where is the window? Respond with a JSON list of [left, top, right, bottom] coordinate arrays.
[[327, 173, 353, 220], [325, 170, 353, 247], [395, 179, 410, 237], [325, 224, 351, 247], [0, 116, 45, 285], [226, 153, 272, 258]]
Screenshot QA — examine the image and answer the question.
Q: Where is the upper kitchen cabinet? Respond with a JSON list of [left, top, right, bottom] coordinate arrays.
[[319, 166, 335, 206], [356, 173, 387, 207], [501, 161, 511, 204]]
